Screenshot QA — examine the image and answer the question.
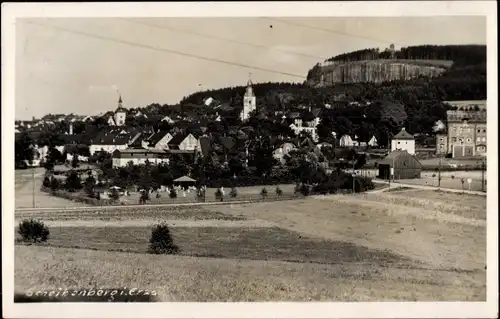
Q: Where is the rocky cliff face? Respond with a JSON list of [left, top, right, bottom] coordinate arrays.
[[309, 59, 452, 86]]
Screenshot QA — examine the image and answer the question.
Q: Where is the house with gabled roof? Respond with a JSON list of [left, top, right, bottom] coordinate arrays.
[[391, 128, 415, 155], [144, 131, 173, 150], [167, 133, 200, 152], [89, 129, 138, 155]]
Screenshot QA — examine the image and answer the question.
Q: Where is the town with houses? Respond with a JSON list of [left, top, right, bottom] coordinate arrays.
[[11, 13, 492, 308], [15, 79, 487, 174]]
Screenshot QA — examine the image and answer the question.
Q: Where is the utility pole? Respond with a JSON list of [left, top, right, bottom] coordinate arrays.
[[481, 160, 485, 192], [32, 165, 35, 208], [352, 158, 356, 194], [438, 158, 441, 189]]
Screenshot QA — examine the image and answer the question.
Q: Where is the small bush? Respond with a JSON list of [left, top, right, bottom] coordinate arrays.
[[18, 219, 50, 244], [275, 186, 283, 197], [299, 184, 310, 196], [65, 171, 82, 192], [196, 188, 205, 201], [49, 177, 60, 191], [229, 187, 238, 198], [169, 188, 177, 199], [148, 223, 179, 254], [215, 188, 223, 200], [42, 176, 51, 188], [260, 187, 268, 199], [109, 188, 120, 201], [139, 190, 150, 204]]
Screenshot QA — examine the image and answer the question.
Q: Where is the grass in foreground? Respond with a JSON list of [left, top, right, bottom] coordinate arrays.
[[15, 206, 246, 221], [15, 226, 410, 266], [15, 245, 486, 301]]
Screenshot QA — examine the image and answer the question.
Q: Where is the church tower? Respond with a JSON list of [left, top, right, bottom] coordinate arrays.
[[240, 76, 256, 121], [114, 95, 127, 126]]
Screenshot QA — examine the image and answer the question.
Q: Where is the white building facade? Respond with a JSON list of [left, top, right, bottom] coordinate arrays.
[[240, 79, 256, 121], [391, 128, 415, 155]]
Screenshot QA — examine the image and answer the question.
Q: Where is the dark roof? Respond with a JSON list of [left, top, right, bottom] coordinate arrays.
[[378, 150, 422, 167], [218, 136, 235, 151], [288, 112, 301, 119], [147, 131, 171, 147], [218, 103, 233, 112], [91, 130, 133, 145], [199, 136, 212, 157], [61, 134, 85, 144], [311, 108, 322, 118], [167, 133, 188, 147], [393, 128, 414, 140]]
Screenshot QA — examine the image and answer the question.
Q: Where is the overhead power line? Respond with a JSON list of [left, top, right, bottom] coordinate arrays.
[[25, 21, 308, 80], [118, 18, 329, 61], [263, 17, 407, 48]]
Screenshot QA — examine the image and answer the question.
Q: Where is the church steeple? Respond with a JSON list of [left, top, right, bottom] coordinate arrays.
[[245, 73, 254, 97], [118, 95, 123, 109], [240, 74, 257, 121]]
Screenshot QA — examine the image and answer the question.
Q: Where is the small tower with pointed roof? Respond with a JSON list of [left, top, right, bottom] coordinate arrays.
[[391, 127, 415, 155], [240, 75, 257, 121], [114, 95, 127, 126]]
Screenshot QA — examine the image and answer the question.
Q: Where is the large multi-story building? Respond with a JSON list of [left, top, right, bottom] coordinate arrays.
[[436, 108, 487, 157]]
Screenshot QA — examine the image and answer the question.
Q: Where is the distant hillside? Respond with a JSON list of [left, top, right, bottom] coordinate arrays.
[[307, 45, 486, 86]]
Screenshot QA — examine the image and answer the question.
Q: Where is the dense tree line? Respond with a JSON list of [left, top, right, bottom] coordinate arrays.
[[324, 45, 486, 67]]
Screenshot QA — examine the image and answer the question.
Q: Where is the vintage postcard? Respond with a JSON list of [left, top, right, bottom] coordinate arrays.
[[2, 1, 498, 318]]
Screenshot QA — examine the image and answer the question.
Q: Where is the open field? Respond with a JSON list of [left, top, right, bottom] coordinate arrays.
[[15, 168, 89, 209], [15, 206, 246, 221], [15, 245, 485, 302], [15, 188, 486, 301], [16, 226, 410, 265]]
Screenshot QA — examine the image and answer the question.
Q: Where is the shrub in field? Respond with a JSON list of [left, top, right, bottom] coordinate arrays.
[[230, 187, 238, 198], [42, 176, 51, 188], [275, 186, 283, 197], [148, 223, 179, 254], [299, 184, 310, 196], [109, 188, 120, 201], [65, 171, 82, 192], [169, 188, 177, 199], [196, 188, 205, 201], [18, 219, 50, 244], [260, 187, 268, 199], [215, 188, 224, 201], [49, 177, 60, 191], [139, 189, 150, 204], [84, 175, 96, 198]]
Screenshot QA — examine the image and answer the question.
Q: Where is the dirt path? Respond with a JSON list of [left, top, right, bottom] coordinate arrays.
[[15, 219, 276, 228], [15, 170, 89, 209]]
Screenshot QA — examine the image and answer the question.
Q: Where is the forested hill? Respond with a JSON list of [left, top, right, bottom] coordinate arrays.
[[323, 45, 486, 66], [178, 45, 485, 111]]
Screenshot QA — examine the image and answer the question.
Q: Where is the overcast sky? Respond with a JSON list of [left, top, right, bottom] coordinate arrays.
[[15, 16, 486, 120]]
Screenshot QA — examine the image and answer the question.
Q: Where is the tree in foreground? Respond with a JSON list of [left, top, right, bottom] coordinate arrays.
[[260, 187, 268, 199], [148, 223, 179, 254], [109, 187, 121, 202], [18, 219, 50, 244], [169, 188, 177, 199], [139, 189, 150, 204], [65, 171, 83, 192], [275, 185, 283, 197], [229, 187, 238, 198]]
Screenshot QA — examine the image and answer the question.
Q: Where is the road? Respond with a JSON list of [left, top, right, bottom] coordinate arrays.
[[372, 179, 487, 196]]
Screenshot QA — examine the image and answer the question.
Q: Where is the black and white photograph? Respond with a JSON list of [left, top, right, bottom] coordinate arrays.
[[2, 2, 498, 318]]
